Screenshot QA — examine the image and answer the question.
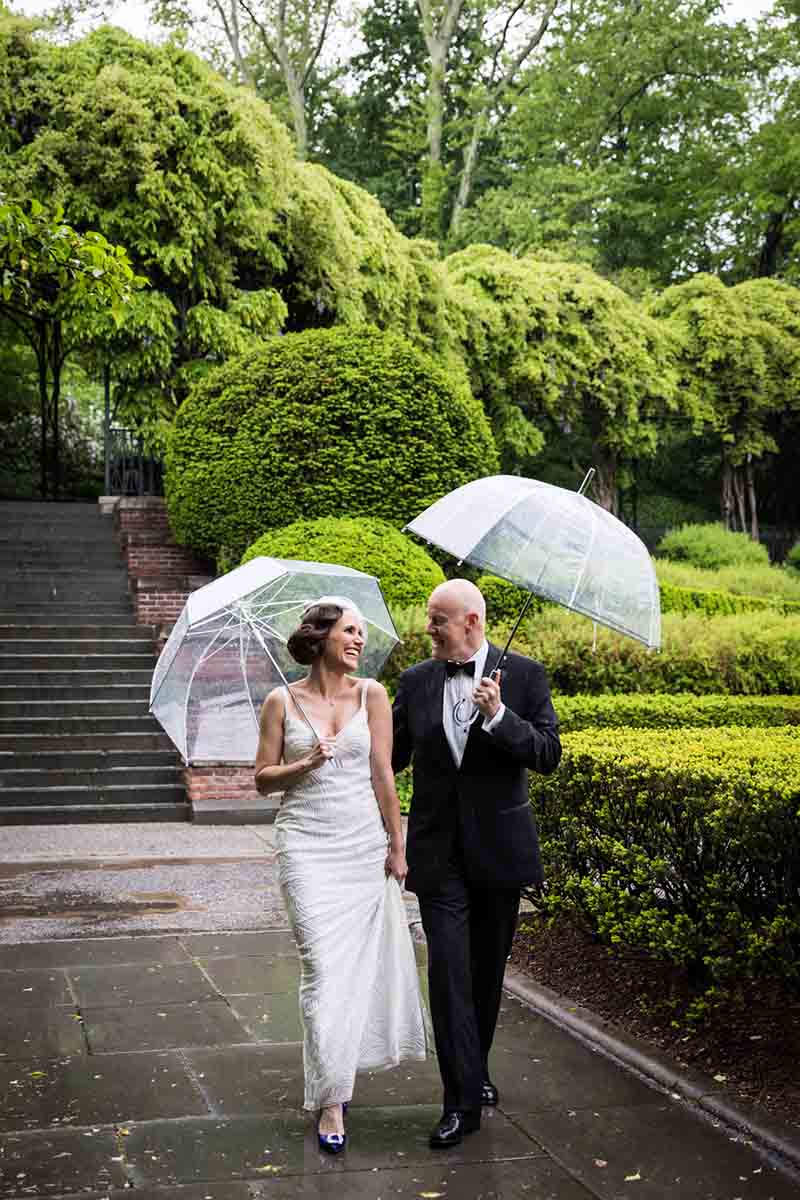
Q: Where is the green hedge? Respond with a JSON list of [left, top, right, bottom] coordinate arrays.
[[555, 693, 800, 731], [531, 727, 800, 989], [510, 607, 800, 695], [787, 541, 800, 574], [656, 556, 800, 603], [241, 517, 445, 611], [656, 522, 771, 569], [659, 581, 800, 618], [165, 325, 498, 558]]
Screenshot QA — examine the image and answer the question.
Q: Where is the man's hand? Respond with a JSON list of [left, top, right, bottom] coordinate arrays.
[[473, 670, 502, 720]]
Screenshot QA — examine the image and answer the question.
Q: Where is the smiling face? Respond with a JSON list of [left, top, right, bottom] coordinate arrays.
[[426, 584, 482, 662], [322, 608, 366, 671]]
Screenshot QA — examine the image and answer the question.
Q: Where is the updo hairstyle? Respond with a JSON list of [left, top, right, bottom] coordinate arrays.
[[286, 602, 344, 666]]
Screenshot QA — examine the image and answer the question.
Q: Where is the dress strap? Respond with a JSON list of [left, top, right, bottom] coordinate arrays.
[[359, 679, 369, 710]]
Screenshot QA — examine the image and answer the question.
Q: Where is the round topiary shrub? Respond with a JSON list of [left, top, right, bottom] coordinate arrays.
[[655, 522, 771, 570], [241, 516, 445, 611], [164, 325, 498, 558]]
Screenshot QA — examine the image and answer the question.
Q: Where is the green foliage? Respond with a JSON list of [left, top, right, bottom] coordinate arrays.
[[442, 247, 682, 502], [787, 541, 800, 574], [165, 325, 498, 558], [659, 581, 800, 618], [656, 556, 800, 603], [532, 727, 800, 987], [656, 522, 771, 570], [509, 607, 800, 696], [477, 574, 544, 625], [555, 693, 800, 732], [240, 516, 445, 611]]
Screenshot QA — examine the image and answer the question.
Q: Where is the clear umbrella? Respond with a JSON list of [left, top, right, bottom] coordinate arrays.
[[149, 557, 400, 765], [405, 470, 661, 665]]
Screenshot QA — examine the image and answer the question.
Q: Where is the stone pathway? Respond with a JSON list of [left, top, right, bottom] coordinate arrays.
[[0, 824, 797, 1197]]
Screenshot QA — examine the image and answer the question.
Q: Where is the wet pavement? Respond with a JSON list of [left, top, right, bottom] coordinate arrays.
[[0, 827, 798, 1198]]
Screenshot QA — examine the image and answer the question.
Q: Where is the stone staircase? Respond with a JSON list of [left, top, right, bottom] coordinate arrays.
[[0, 502, 188, 824]]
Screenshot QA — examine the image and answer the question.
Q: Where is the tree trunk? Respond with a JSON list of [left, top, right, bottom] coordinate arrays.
[[36, 321, 48, 499], [51, 320, 62, 499], [449, 109, 486, 237], [284, 65, 308, 159], [590, 443, 618, 513], [758, 210, 786, 278], [731, 465, 747, 533], [421, 43, 447, 238], [721, 462, 734, 530], [745, 456, 759, 543]]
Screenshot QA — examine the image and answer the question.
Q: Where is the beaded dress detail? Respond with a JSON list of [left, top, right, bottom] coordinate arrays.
[[274, 681, 428, 1110]]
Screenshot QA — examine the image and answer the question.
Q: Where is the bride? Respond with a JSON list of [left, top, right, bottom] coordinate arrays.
[[254, 596, 428, 1154]]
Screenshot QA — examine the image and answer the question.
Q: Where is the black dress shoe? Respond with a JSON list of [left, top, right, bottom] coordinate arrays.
[[481, 1079, 499, 1106], [429, 1110, 481, 1148]]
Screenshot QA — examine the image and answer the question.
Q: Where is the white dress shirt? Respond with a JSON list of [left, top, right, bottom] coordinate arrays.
[[442, 639, 506, 768]]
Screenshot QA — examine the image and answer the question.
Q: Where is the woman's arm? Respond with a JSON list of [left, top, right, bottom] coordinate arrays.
[[367, 681, 407, 882], [254, 689, 332, 795]]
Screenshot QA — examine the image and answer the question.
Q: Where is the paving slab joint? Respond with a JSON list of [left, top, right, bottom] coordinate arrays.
[[502, 965, 800, 1177]]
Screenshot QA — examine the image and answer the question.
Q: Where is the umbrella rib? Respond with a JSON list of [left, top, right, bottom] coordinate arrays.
[[238, 614, 260, 735], [245, 615, 321, 741], [566, 495, 598, 608]]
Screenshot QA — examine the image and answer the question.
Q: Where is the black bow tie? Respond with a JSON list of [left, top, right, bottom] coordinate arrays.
[[445, 659, 476, 678]]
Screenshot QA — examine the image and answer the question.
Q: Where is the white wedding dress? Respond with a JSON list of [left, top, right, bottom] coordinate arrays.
[[274, 681, 428, 1110]]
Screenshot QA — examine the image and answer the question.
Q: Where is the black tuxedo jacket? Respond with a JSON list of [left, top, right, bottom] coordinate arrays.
[[392, 644, 561, 893]]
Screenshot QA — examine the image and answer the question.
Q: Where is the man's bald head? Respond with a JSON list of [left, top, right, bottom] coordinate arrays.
[[426, 579, 486, 661]]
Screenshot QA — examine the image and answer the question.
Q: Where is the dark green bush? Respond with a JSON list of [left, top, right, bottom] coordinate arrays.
[[165, 326, 498, 558], [532, 727, 800, 989], [787, 541, 800, 574], [555, 693, 800, 731], [510, 607, 800, 695], [656, 522, 771, 569], [241, 517, 445, 611], [659, 581, 800, 618], [477, 574, 544, 625]]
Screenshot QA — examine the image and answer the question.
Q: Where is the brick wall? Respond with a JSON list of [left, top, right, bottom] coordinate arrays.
[[184, 765, 261, 804], [114, 498, 214, 642]]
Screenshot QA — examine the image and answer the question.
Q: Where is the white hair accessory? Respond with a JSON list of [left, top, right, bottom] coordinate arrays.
[[301, 595, 368, 640]]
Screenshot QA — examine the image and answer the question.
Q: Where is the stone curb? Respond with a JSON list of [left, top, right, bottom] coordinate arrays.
[[502, 965, 800, 1176]]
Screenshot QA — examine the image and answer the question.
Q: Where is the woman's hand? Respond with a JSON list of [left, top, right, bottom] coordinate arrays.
[[385, 843, 408, 883], [304, 739, 334, 773]]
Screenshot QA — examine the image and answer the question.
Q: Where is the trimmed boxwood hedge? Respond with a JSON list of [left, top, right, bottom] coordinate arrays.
[[532, 726, 800, 989], [656, 522, 772, 569], [555, 693, 800, 731], [241, 517, 445, 611], [510, 607, 800, 695], [659, 580, 800, 617], [165, 325, 498, 558]]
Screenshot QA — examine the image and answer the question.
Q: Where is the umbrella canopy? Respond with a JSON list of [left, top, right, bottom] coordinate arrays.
[[405, 474, 661, 650], [149, 557, 400, 765]]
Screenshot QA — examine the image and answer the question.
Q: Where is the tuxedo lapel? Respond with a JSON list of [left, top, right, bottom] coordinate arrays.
[[424, 658, 455, 766]]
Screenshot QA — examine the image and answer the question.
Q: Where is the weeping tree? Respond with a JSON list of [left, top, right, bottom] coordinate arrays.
[[442, 245, 684, 510], [0, 195, 143, 497], [647, 274, 800, 539]]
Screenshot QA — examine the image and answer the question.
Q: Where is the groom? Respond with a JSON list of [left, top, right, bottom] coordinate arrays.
[[392, 579, 561, 1147]]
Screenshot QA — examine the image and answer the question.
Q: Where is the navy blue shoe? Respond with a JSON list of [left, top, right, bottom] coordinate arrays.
[[317, 1129, 347, 1155], [317, 1107, 347, 1155]]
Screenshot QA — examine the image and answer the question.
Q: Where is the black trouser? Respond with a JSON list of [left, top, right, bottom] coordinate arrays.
[[418, 860, 521, 1115]]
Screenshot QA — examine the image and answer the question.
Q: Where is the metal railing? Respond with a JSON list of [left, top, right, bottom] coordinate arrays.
[[104, 426, 163, 497]]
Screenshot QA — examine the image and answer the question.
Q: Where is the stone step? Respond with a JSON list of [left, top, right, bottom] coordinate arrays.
[[0, 783, 186, 806], [0, 587, 132, 604], [0, 546, 123, 560], [0, 654, 156, 671], [0, 671, 153, 687], [0, 802, 189, 825], [0, 700, 151, 718], [0, 729, 173, 753], [1, 748, 179, 770], [0, 625, 153, 640], [0, 609, 136, 625], [0, 637, 152, 654], [0, 715, 162, 735], [0, 765, 181, 787], [0, 684, 151, 701]]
